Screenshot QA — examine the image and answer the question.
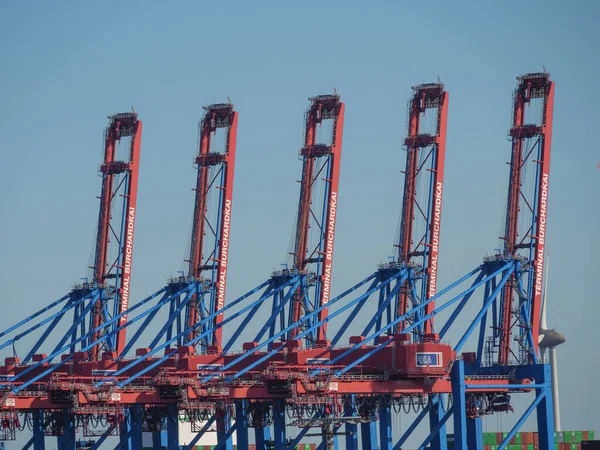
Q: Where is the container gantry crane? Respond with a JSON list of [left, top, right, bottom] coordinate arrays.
[[178, 76, 555, 450], [0, 112, 142, 363], [0, 112, 142, 448], [296, 74, 555, 450], [92, 94, 345, 449], [291, 73, 554, 450], [6, 94, 343, 450], [0, 75, 559, 450], [5, 103, 238, 449], [127, 84, 448, 450]]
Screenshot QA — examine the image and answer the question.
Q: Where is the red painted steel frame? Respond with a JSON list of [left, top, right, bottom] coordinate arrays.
[[291, 96, 344, 340], [91, 114, 142, 358], [498, 74, 554, 364], [186, 104, 238, 347], [397, 85, 448, 334]]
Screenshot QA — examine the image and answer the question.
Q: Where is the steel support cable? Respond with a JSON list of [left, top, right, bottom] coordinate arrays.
[[411, 396, 419, 413], [15, 415, 25, 431], [297, 156, 328, 266], [104, 173, 128, 275]]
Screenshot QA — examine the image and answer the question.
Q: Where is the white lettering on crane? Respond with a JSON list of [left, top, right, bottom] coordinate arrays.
[[321, 192, 337, 305], [535, 174, 549, 296], [120, 206, 135, 323], [428, 182, 443, 299], [216, 199, 232, 312]]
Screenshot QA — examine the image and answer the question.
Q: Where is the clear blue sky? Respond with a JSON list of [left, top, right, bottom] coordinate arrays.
[[1, 0, 599, 444]]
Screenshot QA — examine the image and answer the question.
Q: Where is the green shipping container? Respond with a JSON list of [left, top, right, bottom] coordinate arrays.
[[528, 445, 534, 450], [515, 432, 522, 444], [572, 444, 578, 450], [590, 431, 596, 440], [304, 445, 311, 450], [576, 431, 583, 443], [485, 433, 496, 445], [490, 445, 498, 450]]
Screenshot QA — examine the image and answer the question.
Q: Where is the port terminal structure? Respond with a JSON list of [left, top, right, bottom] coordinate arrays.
[[0, 73, 556, 450]]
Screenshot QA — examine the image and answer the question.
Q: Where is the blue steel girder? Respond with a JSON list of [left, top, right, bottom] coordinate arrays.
[[309, 257, 539, 378], [309, 262, 505, 376], [450, 361, 554, 450], [210, 270, 407, 383], [98, 275, 301, 387], [481, 257, 538, 365], [0, 286, 125, 364], [4, 286, 172, 392]]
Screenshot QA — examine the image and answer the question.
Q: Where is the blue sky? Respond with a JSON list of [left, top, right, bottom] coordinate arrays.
[[1, 0, 599, 444]]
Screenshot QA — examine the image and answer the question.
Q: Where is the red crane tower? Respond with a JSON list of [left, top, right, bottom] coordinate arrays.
[[186, 103, 238, 348], [90, 113, 142, 359], [290, 95, 344, 341], [498, 73, 554, 364], [397, 84, 448, 334]]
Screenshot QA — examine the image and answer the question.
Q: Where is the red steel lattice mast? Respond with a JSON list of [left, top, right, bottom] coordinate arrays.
[[397, 84, 448, 334], [290, 95, 344, 341], [186, 103, 238, 348], [498, 73, 554, 364], [91, 113, 142, 358]]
